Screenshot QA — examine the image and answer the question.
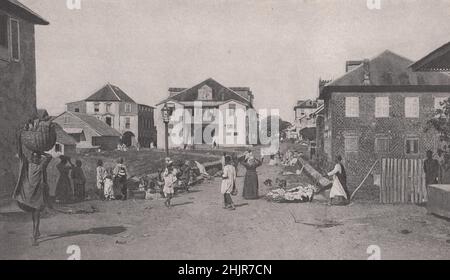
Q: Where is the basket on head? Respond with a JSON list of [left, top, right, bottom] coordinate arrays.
[[21, 121, 57, 153]]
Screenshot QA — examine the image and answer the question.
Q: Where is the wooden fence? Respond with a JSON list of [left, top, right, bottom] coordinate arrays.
[[380, 158, 428, 204]]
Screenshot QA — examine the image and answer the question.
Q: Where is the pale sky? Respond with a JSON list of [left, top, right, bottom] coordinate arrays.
[[22, 0, 450, 122]]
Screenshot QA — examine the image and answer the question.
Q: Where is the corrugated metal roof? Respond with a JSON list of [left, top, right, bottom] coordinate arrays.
[[68, 112, 122, 137], [410, 42, 450, 72]]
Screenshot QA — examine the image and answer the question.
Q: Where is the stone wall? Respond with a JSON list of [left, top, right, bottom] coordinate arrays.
[[0, 18, 36, 199]]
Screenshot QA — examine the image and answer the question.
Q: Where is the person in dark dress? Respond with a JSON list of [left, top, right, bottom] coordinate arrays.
[[424, 150, 439, 185], [13, 150, 52, 246], [71, 160, 86, 201], [241, 155, 262, 200], [55, 156, 74, 203]]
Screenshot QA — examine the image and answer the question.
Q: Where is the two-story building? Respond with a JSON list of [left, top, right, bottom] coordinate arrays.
[[66, 83, 157, 147], [294, 99, 323, 141], [155, 78, 254, 149], [318, 50, 450, 190], [0, 0, 48, 199]]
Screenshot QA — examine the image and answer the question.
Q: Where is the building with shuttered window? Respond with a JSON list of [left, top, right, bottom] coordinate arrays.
[[317, 50, 450, 189]]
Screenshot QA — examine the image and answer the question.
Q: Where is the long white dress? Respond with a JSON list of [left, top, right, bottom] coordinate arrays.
[[327, 163, 348, 199], [221, 165, 236, 194]]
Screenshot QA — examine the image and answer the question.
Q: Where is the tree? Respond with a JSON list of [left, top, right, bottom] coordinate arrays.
[[426, 98, 450, 145]]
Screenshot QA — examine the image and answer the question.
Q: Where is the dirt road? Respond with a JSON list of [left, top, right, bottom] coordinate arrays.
[[1, 162, 449, 260]]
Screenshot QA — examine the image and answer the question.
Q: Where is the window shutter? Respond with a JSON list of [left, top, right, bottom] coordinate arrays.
[[405, 97, 419, 118], [345, 97, 359, 117], [375, 97, 389, 118], [10, 19, 19, 61], [0, 14, 8, 48]]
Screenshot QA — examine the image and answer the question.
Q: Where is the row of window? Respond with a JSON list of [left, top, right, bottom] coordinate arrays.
[[344, 135, 419, 155], [344, 96, 449, 118], [93, 103, 132, 113], [0, 13, 20, 62]]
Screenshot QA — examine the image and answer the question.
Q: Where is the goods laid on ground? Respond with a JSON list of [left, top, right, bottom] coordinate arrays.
[[21, 119, 57, 153], [265, 185, 318, 203]]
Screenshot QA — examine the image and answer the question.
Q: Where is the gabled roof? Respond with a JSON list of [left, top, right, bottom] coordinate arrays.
[[56, 112, 122, 137], [0, 0, 49, 25], [156, 78, 252, 107], [54, 124, 77, 145], [327, 50, 450, 87], [320, 50, 450, 99], [294, 100, 318, 110], [410, 42, 450, 72], [85, 83, 136, 103]]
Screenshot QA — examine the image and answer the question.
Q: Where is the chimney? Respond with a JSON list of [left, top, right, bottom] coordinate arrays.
[[362, 59, 370, 85], [346, 60, 364, 72]]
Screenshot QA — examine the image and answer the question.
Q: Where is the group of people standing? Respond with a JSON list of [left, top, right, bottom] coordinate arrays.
[[95, 158, 129, 201], [54, 156, 87, 203], [220, 150, 263, 210]]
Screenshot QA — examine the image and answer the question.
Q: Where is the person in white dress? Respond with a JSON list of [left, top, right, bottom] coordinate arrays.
[[103, 169, 115, 200], [327, 155, 350, 206], [221, 156, 237, 210]]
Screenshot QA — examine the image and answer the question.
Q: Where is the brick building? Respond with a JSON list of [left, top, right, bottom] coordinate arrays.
[[66, 83, 156, 147], [317, 50, 450, 190], [0, 0, 48, 199], [294, 100, 323, 140]]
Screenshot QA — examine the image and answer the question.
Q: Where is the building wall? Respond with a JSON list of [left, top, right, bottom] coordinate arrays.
[[218, 101, 247, 146], [66, 100, 86, 113], [138, 106, 156, 148], [49, 143, 76, 158], [327, 91, 449, 190], [0, 15, 36, 198], [53, 113, 105, 149], [92, 136, 120, 151], [155, 101, 249, 149]]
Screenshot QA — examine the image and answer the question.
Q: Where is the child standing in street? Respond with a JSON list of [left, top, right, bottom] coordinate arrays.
[[163, 165, 177, 208], [221, 156, 237, 210], [96, 160, 106, 199], [103, 169, 115, 200]]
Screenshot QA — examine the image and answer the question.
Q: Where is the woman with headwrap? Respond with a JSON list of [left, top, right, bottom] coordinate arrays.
[[13, 150, 52, 246], [327, 155, 350, 206], [241, 153, 262, 200]]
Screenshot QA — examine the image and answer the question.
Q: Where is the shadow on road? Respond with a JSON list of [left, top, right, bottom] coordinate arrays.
[[234, 203, 249, 208], [171, 202, 194, 207], [39, 226, 127, 244]]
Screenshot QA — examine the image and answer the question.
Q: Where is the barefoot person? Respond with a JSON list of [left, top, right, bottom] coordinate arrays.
[[13, 151, 52, 246], [327, 155, 349, 206], [163, 163, 177, 208], [221, 156, 237, 210]]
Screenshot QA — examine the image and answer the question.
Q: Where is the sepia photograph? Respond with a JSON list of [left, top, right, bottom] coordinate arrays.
[[0, 0, 450, 263]]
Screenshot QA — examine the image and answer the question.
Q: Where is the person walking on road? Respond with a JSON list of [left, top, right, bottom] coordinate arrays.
[[13, 151, 52, 246], [221, 156, 236, 210], [327, 155, 349, 206]]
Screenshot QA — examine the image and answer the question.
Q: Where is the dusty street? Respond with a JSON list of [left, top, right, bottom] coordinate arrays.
[[1, 162, 449, 260]]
